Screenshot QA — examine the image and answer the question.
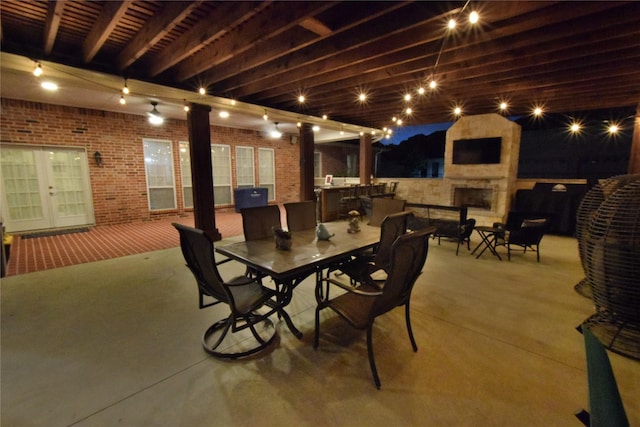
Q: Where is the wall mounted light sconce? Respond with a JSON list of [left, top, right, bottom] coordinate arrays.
[[94, 151, 103, 166]]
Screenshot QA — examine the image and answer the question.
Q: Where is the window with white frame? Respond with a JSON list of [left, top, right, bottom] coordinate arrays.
[[143, 138, 176, 210], [235, 146, 255, 189], [314, 151, 322, 177], [211, 144, 232, 205], [258, 147, 276, 201], [178, 142, 193, 208]]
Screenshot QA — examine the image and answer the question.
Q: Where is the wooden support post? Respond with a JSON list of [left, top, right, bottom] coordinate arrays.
[[299, 123, 315, 201], [628, 103, 640, 174], [359, 132, 373, 185], [187, 103, 221, 241]]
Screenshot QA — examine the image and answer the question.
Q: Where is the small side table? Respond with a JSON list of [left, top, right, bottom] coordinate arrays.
[[471, 226, 502, 260]]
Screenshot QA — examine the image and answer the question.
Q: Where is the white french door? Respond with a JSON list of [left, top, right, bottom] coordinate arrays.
[[0, 145, 95, 232]]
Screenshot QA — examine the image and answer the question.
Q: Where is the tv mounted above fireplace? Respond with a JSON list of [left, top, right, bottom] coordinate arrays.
[[452, 137, 502, 165]]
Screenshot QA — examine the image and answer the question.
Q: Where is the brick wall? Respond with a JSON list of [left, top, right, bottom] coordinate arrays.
[[0, 98, 301, 226]]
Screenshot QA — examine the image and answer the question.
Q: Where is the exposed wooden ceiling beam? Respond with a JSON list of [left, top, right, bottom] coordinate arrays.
[[43, 0, 65, 55], [172, 1, 335, 82], [147, 1, 265, 77], [299, 17, 332, 36], [196, 2, 407, 89], [117, 1, 201, 70], [82, 0, 131, 63]]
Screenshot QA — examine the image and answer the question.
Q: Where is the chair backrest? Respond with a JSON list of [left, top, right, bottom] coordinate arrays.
[[373, 211, 413, 270], [241, 205, 282, 241], [284, 200, 317, 232], [460, 218, 476, 239], [509, 218, 547, 245], [371, 227, 434, 318], [369, 197, 406, 227], [173, 223, 228, 303]]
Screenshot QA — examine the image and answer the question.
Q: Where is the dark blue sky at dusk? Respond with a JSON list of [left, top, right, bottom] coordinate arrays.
[[383, 122, 452, 145]]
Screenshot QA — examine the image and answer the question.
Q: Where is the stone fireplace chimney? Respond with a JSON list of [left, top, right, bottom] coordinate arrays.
[[444, 113, 521, 225]]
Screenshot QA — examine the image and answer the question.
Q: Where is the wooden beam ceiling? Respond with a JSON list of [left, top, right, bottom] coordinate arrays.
[[0, 0, 638, 130]]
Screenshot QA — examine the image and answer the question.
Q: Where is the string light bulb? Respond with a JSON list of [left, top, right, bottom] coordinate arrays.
[[122, 79, 129, 95], [263, 110, 268, 120], [469, 11, 479, 24], [198, 87, 206, 95], [33, 62, 43, 77], [429, 79, 437, 89], [569, 122, 581, 133], [119, 95, 126, 105], [448, 19, 457, 30]]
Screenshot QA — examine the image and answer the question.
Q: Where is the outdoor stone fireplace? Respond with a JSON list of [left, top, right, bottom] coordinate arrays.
[[453, 186, 496, 210], [443, 113, 521, 225]]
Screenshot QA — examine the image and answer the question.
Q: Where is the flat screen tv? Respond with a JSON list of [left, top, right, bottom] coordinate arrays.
[[452, 137, 502, 164]]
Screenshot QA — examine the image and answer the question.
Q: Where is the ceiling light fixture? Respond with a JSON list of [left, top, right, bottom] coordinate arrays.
[[41, 81, 58, 91], [312, 125, 320, 132], [33, 61, 43, 77], [219, 110, 229, 118], [270, 122, 282, 138], [148, 102, 164, 125]]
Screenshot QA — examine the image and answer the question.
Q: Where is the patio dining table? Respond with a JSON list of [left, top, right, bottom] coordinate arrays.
[[215, 221, 381, 338]]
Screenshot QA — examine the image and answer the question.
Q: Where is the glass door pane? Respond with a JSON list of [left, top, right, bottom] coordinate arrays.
[[0, 146, 49, 231]]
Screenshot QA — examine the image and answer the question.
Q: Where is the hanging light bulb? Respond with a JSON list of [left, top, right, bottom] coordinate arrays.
[[33, 62, 43, 77], [429, 79, 437, 89], [263, 110, 268, 120], [270, 122, 282, 138], [198, 87, 206, 95], [122, 79, 130, 95], [147, 102, 164, 125], [119, 95, 126, 105], [469, 11, 479, 24], [183, 101, 190, 112]]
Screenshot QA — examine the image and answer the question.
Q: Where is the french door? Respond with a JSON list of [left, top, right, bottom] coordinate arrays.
[[0, 145, 94, 232]]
